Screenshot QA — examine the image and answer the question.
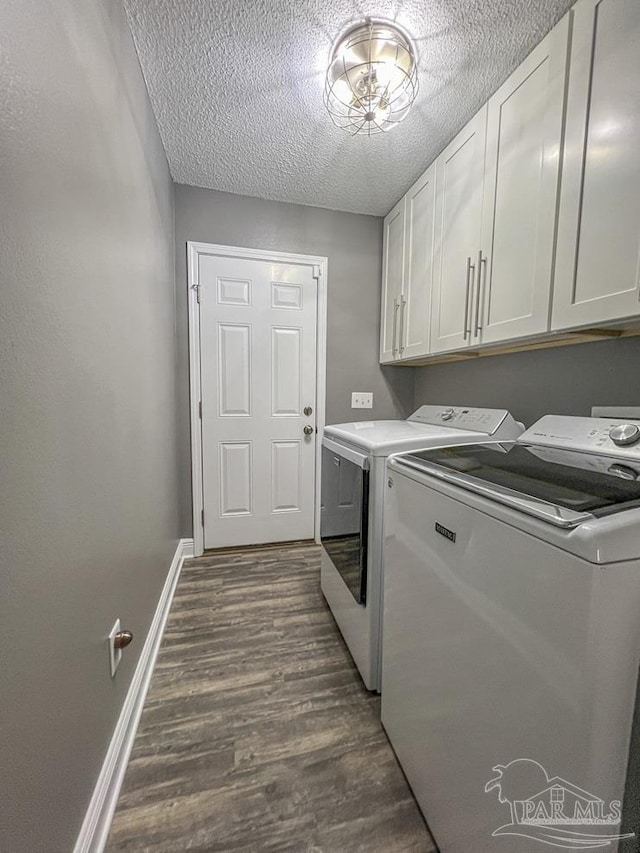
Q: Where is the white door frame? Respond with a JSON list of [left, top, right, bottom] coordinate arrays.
[[187, 241, 328, 557]]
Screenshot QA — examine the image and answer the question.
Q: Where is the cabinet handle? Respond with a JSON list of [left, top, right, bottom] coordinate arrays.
[[463, 257, 475, 340], [392, 298, 399, 355], [399, 296, 407, 354], [474, 251, 486, 336]]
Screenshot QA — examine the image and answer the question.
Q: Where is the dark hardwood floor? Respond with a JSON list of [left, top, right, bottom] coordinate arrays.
[[107, 542, 434, 852]]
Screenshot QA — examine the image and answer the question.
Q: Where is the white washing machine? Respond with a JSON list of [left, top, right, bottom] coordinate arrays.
[[320, 405, 523, 691], [382, 415, 640, 852]]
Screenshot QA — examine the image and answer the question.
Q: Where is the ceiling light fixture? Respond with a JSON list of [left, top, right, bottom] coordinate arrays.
[[324, 18, 418, 136]]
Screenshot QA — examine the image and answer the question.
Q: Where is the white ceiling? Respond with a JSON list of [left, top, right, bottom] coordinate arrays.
[[124, 0, 575, 216]]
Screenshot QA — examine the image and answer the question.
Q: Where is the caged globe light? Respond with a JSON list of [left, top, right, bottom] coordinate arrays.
[[324, 18, 418, 136]]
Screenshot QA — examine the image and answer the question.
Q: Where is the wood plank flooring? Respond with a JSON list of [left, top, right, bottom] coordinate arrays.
[[107, 542, 434, 853]]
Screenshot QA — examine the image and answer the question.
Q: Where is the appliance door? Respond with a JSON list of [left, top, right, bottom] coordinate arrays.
[[320, 438, 370, 605], [381, 469, 640, 852], [397, 442, 640, 527]]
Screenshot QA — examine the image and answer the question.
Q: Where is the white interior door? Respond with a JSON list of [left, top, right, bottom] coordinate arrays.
[[198, 253, 318, 549]]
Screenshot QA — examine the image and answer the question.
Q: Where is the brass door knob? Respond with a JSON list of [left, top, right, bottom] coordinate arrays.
[[114, 630, 133, 650], [303, 425, 314, 436]]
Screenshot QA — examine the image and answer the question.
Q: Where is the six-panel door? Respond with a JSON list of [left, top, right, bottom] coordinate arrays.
[[552, 0, 640, 329], [199, 254, 318, 548]]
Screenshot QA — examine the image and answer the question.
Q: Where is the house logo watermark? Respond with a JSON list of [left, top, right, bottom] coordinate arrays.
[[484, 759, 635, 849]]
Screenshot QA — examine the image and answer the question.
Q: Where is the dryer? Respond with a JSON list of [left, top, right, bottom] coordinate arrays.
[[320, 405, 522, 691]]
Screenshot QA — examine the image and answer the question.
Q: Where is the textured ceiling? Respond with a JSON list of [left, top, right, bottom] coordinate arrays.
[[124, 0, 575, 216]]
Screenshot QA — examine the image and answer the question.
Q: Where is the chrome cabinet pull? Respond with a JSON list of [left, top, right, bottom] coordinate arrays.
[[475, 250, 486, 336], [399, 296, 407, 354], [463, 258, 471, 340], [392, 298, 400, 355], [463, 257, 475, 340]]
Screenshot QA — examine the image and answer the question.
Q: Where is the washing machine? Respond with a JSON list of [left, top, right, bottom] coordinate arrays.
[[382, 414, 640, 851]]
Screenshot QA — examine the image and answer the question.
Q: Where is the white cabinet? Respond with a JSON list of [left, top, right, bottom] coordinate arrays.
[[480, 15, 570, 344], [380, 165, 435, 362], [430, 16, 569, 353], [401, 164, 435, 359], [552, 0, 640, 330], [380, 0, 640, 363], [380, 198, 405, 363], [430, 107, 487, 353]]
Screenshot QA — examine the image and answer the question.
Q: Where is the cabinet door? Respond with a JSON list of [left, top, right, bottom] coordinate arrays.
[[400, 164, 436, 359], [430, 107, 487, 353], [380, 198, 406, 363], [552, 0, 640, 330], [479, 14, 570, 345]]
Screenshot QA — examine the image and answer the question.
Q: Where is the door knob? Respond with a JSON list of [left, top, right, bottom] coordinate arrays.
[[113, 630, 133, 650], [304, 406, 313, 416], [303, 425, 314, 436]]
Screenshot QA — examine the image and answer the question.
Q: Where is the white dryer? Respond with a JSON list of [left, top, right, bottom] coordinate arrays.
[[320, 405, 523, 691], [382, 415, 640, 851]]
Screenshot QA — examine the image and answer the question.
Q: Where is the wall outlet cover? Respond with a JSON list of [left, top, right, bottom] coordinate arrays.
[[351, 392, 373, 409], [108, 618, 122, 678]]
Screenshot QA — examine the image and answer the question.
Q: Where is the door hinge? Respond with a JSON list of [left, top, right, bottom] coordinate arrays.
[[312, 264, 321, 279], [199, 400, 202, 419], [201, 509, 205, 527], [192, 284, 201, 304]]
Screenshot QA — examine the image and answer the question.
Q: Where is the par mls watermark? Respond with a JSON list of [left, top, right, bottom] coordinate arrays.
[[484, 759, 635, 849]]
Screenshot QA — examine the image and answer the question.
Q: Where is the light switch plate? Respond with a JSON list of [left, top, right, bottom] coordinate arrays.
[[351, 392, 373, 409], [108, 618, 122, 678]]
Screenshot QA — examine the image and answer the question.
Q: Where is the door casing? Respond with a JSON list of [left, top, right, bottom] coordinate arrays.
[[187, 241, 328, 557]]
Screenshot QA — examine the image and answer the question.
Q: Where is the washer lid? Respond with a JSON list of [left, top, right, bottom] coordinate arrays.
[[396, 442, 640, 526], [324, 420, 489, 456]]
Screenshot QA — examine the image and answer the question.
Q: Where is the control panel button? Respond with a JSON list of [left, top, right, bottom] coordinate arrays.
[[609, 423, 640, 447]]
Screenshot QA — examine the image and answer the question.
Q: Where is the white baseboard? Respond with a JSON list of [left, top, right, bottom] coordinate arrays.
[[73, 537, 194, 853]]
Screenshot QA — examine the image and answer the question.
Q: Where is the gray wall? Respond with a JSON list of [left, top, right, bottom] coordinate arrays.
[[0, 2, 180, 851], [174, 185, 415, 534], [413, 336, 640, 427]]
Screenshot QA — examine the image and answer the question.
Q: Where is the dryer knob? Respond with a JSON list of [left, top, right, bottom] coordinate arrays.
[[441, 408, 454, 421], [609, 423, 640, 446]]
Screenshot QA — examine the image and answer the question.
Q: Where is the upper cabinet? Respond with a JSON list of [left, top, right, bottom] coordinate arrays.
[[380, 198, 405, 363], [480, 15, 570, 344], [430, 16, 569, 353], [552, 0, 640, 330], [380, 0, 640, 365], [430, 108, 487, 353], [380, 165, 435, 362], [402, 164, 436, 359]]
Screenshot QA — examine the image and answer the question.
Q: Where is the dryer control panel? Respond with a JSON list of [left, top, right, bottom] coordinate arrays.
[[409, 406, 516, 434], [522, 415, 640, 459]]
